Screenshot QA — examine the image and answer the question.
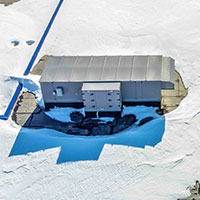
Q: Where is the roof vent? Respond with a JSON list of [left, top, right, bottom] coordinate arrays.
[[56, 87, 64, 97]]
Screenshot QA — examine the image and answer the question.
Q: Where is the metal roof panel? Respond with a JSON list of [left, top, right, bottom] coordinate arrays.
[[101, 56, 120, 81], [39, 55, 174, 85], [86, 56, 105, 81], [131, 56, 148, 81], [70, 56, 91, 81], [146, 56, 162, 81], [116, 56, 133, 81], [54, 56, 76, 81], [40, 56, 61, 82]]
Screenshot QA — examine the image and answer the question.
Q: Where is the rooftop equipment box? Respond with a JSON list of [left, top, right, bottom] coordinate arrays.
[[82, 82, 121, 112], [39, 55, 175, 110]]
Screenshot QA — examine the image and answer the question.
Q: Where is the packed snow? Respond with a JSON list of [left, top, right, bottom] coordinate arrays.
[[1, 0, 200, 200], [0, 76, 18, 115]]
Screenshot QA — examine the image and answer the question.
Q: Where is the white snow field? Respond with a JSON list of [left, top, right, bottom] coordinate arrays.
[[0, 0, 59, 116], [1, 0, 200, 199], [0, 0, 58, 77]]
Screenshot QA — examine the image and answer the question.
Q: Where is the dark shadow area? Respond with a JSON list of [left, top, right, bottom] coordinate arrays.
[[9, 112, 165, 163]]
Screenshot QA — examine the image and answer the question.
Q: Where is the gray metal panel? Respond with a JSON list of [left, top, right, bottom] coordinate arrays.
[[161, 82, 174, 89], [70, 56, 91, 81], [40, 82, 56, 102], [146, 56, 162, 81], [161, 57, 174, 89], [40, 57, 61, 82], [121, 81, 161, 102], [170, 57, 175, 84], [116, 56, 133, 80], [94, 91, 121, 112], [52, 82, 83, 103], [101, 56, 120, 81], [82, 90, 121, 112], [131, 56, 148, 81], [86, 56, 105, 81], [39, 55, 174, 85], [136, 82, 143, 99], [142, 81, 161, 99], [82, 82, 121, 112], [94, 92, 110, 111], [161, 57, 170, 82], [54, 56, 76, 81], [121, 82, 136, 101]]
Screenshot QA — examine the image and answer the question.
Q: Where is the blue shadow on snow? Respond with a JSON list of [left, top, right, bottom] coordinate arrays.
[[9, 116, 165, 164]]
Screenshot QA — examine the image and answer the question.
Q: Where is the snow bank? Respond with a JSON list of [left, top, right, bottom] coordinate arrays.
[[0, 76, 18, 115]]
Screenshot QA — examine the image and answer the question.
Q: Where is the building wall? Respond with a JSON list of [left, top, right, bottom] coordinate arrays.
[[41, 82, 83, 104], [40, 81, 162, 108], [121, 81, 161, 102]]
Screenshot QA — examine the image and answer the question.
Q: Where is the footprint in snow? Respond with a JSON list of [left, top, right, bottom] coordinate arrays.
[[10, 40, 20, 47], [26, 40, 35, 46]]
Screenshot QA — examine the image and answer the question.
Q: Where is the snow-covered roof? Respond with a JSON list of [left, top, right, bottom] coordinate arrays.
[[40, 55, 174, 86]]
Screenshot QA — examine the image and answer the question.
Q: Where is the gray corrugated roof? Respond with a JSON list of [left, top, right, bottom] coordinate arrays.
[[40, 55, 174, 84]]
